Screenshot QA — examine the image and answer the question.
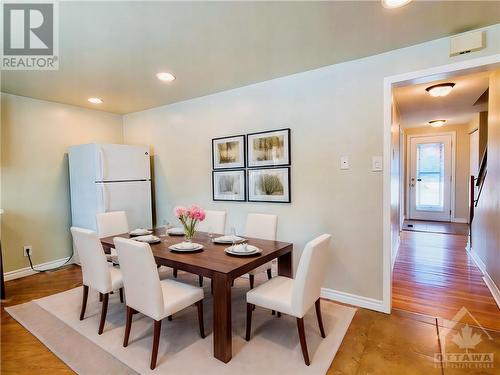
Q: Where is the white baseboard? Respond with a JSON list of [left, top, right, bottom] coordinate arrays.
[[3, 256, 73, 281], [467, 247, 500, 309], [453, 217, 468, 223], [321, 288, 385, 312]]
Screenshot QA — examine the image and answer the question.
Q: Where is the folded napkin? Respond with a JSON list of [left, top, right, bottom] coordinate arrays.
[[129, 228, 152, 236], [167, 227, 184, 235], [214, 235, 245, 243], [133, 235, 160, 243], [232, 244, 257, 253], [173, 241, 198, 250]]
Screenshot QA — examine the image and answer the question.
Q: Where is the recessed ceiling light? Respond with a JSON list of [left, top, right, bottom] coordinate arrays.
[[88, 97, 103, 104], [381, 0, 412, 8], [429, 120, 446, 127], [425, 83, 456, 97], [156, 72, 176, 82]]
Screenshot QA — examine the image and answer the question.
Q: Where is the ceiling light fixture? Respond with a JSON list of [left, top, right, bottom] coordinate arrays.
[[88, 97, 103, 104], [381, 0, 412, 9], [156, 72, 176, 82], [429, 120, 446, 127], [425, 83, 456, 97]]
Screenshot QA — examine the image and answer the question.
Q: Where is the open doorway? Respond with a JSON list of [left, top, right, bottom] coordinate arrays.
[[394, 70, 490, 236], [384, 56, 500, 330]]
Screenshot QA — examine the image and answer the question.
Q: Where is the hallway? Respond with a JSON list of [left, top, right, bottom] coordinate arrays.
[[392, 230, 500, 331]]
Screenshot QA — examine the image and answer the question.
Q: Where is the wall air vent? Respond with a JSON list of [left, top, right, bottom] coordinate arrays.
[[450, 31, 485, 57]]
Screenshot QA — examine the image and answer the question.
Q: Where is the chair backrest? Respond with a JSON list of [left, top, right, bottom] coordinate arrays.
[[70, 227, 112, 293], [245, 213, 278, 241], [197, 210, 226, 234], [114, 237, 164, 320], [96, 211, 129, 238], [291, 234, 332, 317]]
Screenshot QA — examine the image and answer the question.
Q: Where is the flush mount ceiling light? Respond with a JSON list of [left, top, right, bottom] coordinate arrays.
[[425, 83, 456, 97], [156, 72, 176, 82], [88, 97, 103, 104], [381, 0, 412, 9], [429, 120, 446, 127]]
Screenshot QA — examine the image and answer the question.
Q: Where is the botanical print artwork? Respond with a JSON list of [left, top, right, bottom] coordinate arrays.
[[248, 168, 290, 203], [219, 174, 241, 195], [253, 135, 285, 162], [255, 172, 284, 196], [247, 129, 290, 167], [212, 135, 245, 169], [213, 170, 246, 201], [217, 141, 240, 164]]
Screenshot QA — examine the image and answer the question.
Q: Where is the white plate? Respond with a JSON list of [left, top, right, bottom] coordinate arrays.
[[167, 227, 185, 236], [133, 235, 161, 244], [225, 245, 262, 256], [129, 228, 152, 236], [169, 242, 204, 252], [213, 235, 246, 244]]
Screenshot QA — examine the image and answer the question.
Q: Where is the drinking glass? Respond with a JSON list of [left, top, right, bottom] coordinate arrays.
[[207, 226, 214, 241], [230, 226, 236, 248]]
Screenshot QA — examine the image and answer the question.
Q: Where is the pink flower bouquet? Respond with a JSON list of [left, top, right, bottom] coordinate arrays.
[[174, 204, 206, 241]]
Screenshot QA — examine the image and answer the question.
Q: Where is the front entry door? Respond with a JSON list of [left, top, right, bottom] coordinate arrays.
[[409, 134, 453, 222]]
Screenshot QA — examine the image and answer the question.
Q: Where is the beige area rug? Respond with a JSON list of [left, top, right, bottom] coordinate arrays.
[[7, 271, 355, 375]]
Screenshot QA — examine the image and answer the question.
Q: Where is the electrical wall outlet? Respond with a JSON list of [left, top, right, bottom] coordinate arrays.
[[23, 245, 32, 257]]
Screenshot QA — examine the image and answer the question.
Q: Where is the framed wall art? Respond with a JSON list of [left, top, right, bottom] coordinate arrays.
[[247, 128, 290, 168], [212, 169, 246, 201], [212, 135, 245, 169], [247, 167, 290, 203]]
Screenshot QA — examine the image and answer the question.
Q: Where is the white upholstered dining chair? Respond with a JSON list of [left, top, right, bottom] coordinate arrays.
[[196, 210, 226, 234], [114, 237, 205, 370], [70, 227, 124, 335], [96, 211, 129, 263], [245, 213, 278, 288], [245, 234, 332, 366]]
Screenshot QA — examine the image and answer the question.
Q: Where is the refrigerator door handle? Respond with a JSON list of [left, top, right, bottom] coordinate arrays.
[[102, 184, 108, 212], [98, 147, 106, 181]]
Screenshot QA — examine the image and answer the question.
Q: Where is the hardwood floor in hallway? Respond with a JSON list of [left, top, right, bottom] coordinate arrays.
[[393, 230, 500, 331]]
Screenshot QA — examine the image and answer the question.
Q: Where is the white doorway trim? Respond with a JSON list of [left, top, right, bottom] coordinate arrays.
[[405, 132, 457, 222], [382, 53, 500, 314]]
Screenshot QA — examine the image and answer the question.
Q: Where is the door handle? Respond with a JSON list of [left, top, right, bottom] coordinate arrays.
[[417, 178, 422, 182]]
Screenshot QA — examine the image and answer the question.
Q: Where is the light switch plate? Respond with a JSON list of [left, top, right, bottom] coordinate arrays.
[[340, 156, 349, 170], [372, 156, 383, 171]]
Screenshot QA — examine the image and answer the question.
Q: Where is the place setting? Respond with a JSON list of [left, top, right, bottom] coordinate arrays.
[[224, 243, 262, 257]]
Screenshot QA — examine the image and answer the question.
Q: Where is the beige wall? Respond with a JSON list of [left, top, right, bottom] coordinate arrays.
[[123, 24, 500, 302], [1, 94, 123, 272], [471, 70, 500, 290], [404, 124, 472, 221]]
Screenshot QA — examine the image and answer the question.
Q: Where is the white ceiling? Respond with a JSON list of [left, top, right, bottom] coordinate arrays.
[[394, 71, 489, 128], [1, 1, 500, 114]]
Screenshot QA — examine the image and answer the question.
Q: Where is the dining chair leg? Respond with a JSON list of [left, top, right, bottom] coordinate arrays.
[[296, 317, 310, 366], [267, 268, 272, 280], [79, 285, 89, 320], [249, 274, 255, 289], [123, 306, 134, 347], [315, 299, 326, 338], [277, 312, 281, 317], [168, 315, 172, 321], [196, 300, 205, 338], [119, 288, 124, 303], [210, 279, 213, 295], [98, 293, 109, 335], [272, 310, 276, 315], [99, 292, 103, 302], [150, 320, 162, 370], [173, 268, 178, 278], [198, 276, 203, 287], [245, 303, 253, 341]]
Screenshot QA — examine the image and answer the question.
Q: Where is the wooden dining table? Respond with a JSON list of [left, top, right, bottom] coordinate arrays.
[[100, 229, 293, 363]]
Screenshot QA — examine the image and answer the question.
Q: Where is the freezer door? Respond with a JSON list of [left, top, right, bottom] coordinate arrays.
[[95, 144, 150, 182], [97, 181, 153, 230]]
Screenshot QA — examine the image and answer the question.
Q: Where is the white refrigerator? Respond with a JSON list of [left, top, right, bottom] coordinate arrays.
[[68, 143, 153, 233]]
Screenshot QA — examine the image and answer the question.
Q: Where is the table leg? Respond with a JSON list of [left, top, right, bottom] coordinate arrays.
[[278, 250, 293, 278], [212, 273, 232, 363]]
